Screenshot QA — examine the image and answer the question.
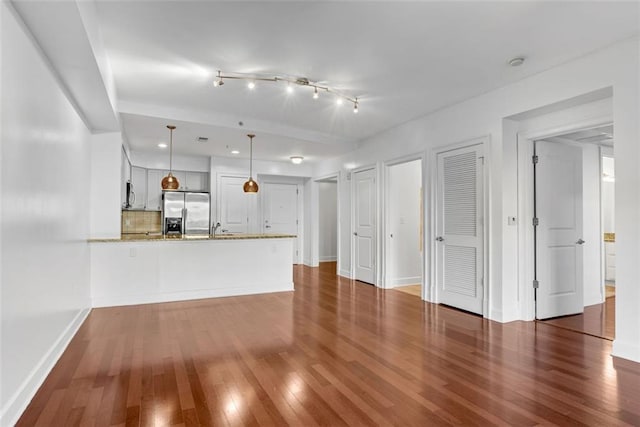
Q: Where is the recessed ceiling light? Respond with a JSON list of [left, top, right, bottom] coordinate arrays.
[[231, 150, 240, 155], [286, 84, 294, 94], [290, 156, 303, 164], [158, 143, 168, 148], [508, 57, 525, 67], [336, 98, 343, 106], [247, 81, 256, 89]]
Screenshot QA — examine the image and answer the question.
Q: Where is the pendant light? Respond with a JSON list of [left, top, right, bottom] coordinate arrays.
[[161, 125, 180, 190], [243, 134, 259, 193]]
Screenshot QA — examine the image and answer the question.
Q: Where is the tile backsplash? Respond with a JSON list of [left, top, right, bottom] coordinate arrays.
[[122, 210, 162, 234]]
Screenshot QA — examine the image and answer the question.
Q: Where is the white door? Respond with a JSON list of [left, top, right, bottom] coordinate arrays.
[[354, 168, 376, 285], [436, 144, 484, 314], [218, 176, 249, 233], [263, 183, 299, 263], [535, 140, 584, 319]]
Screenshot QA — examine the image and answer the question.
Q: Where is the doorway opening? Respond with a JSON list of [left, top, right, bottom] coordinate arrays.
[[533, 124, 615, 340], [385, 158, 424, 298], [317, 176, 339, 274]]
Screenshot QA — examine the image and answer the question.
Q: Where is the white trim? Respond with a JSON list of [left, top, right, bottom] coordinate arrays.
[[314, 172, 341, 275], [382, 153, 426, 295], [612, 339, 640, 364], [319, 256, 337, 262], [92, 285, 294, 308], [517, 116, 612, 321], [0, 308, 91, 427], [389, 276, 422, 287]]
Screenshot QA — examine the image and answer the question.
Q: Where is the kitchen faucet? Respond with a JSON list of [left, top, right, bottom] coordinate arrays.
[[211, 222, 221, 236]]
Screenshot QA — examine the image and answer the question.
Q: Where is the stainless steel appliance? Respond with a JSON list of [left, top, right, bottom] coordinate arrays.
[[162, 191, 210, 235], [125, 181, 135, 209]]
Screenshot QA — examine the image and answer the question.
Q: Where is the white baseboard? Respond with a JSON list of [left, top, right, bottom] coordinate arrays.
[[92, 283, 294, 308], [612, 338, 640, 363], [339, 268, 352, 279], [319, 256, 337, 262], [390, 276, 421, 287], [1, 308, 91, 427]]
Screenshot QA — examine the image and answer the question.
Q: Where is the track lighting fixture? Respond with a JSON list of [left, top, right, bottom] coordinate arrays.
[[213, 71, 224, 87], [212, 70, 360, 112]]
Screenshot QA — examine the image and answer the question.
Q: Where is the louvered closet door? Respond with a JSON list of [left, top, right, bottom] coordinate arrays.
[[436, 144, 484, 314]]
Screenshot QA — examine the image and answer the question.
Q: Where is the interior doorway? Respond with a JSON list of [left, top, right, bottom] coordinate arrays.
[[317, 176, 339, 274], [385, 158, 423, 298], [534, 124, 615, 340]]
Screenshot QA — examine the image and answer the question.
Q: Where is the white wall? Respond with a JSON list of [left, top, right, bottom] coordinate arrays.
[[313, 37, 640, 362], [318, 182, 337, 262], [386, 160, 422, 287], [90, 132, 122, 238], [129, 150, 210, 172], [1, 3, 92, 424]]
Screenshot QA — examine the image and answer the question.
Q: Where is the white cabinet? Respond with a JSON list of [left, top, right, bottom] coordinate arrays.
[[146, 169, 164, 211], [131, 166, 147, 209], [185, 171, 208, 191], [134, 168, 210, 211], [605, 242, 616, 281]]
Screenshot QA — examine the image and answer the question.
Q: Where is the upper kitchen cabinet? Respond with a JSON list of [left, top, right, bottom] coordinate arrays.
[[131, 166, 147, 209], [146, 169, 164, 211], [185, 171, 208, 192]]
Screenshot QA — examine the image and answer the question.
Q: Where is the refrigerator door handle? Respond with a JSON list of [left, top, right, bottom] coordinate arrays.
[[182, 208, 187, 234]]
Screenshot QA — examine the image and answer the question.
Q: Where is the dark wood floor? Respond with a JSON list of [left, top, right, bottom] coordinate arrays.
[[540, 295, 615, 341], [18, 263, 640, 426]]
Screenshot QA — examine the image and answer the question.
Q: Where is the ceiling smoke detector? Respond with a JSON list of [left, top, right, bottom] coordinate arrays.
[[508, 57, 525, 67]]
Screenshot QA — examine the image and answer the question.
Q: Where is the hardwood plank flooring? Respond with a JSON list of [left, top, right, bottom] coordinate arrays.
[[17, 263, 640, 426], [392, 285, 421, 297], [540, 295, 616, 341]]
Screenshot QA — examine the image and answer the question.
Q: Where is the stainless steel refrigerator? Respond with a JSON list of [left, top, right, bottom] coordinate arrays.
[[162, 191, 210, 235]]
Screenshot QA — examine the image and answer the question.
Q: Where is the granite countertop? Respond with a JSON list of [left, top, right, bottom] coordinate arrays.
[[89, 233, 297, 243]]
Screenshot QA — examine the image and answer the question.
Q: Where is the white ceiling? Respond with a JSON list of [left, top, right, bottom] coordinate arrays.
[[89, 1, 638, 162]]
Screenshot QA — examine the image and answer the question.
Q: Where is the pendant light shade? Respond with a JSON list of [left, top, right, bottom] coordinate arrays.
[[243, 134, 259, 193], [162, 125, 180, 190]]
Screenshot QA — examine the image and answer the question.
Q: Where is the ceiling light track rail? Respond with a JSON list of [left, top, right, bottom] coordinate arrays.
[[213, 70, 360, 112]]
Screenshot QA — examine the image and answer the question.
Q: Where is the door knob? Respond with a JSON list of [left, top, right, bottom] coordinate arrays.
[[435, 236, 444, 242], [353, 232, 358, 236], [265, 225, 272, 228], [576, 238, 585, 245]]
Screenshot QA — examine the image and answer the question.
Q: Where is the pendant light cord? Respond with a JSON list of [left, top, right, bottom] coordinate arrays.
[[249, 135, 253, 178], [169, 127, 173, 173]]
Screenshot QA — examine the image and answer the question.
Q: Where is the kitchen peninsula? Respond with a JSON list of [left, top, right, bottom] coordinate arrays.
[[89, 234, 295, 307]]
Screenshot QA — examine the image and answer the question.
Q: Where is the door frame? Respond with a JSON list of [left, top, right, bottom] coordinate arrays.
[[517, 117, 612, 320], [382, 153, 426, 296], [430, 136, 489, 315], [351, 164, 379, 286], [315, 172, 341, 275], [258, 176, 304, 264]]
